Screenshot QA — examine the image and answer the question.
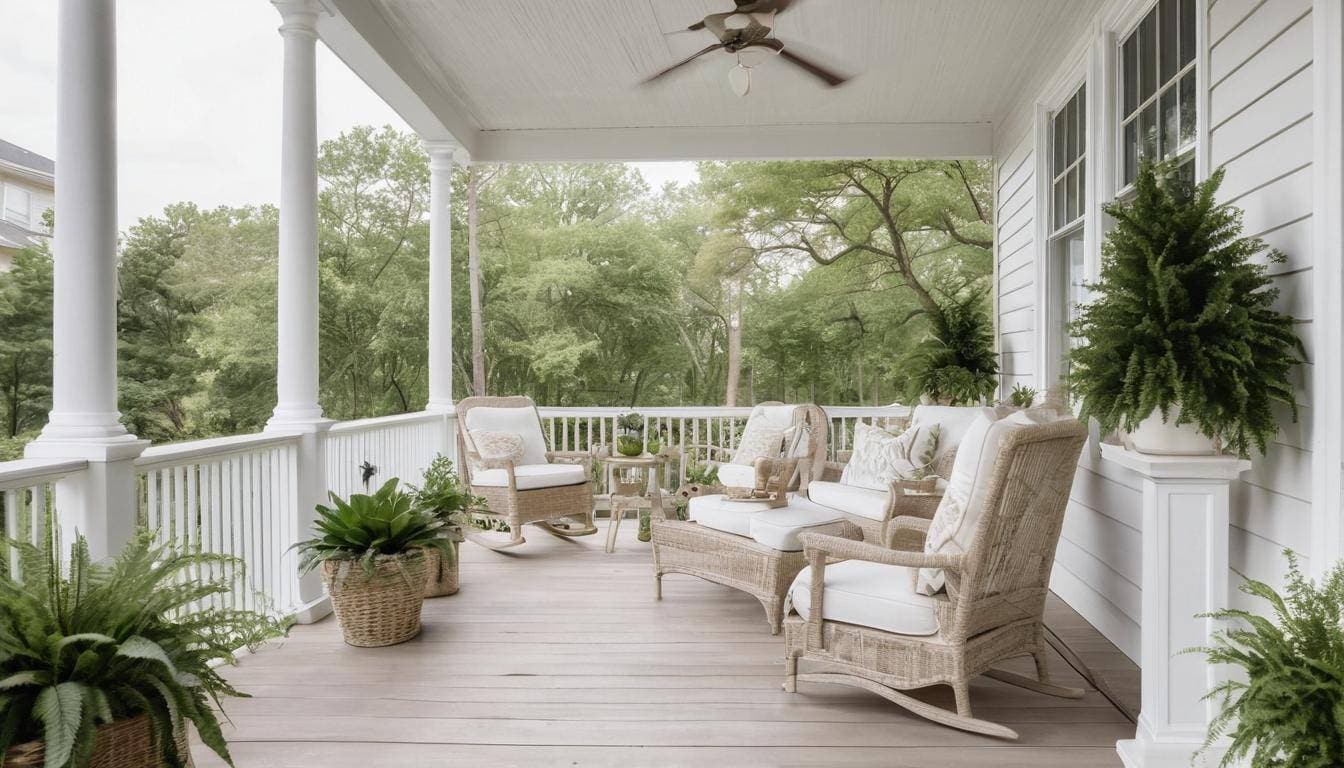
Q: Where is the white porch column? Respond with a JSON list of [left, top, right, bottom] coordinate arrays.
[[423, 141, 461, 414], [269, 0, 332, 622], [1104, 445, 1249, 768], [26, 0, 147, 560]]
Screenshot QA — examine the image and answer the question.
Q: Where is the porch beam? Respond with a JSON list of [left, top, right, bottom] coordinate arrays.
[[470, 122, 995, 163], [424, 141, 461, 413]]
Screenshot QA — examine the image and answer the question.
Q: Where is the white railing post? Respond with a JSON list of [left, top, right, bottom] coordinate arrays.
[[25, 0, 147, 560]]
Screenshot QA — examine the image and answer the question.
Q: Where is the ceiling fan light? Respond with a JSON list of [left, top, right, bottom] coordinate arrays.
[[728, 64, 752, 97], [724, 12, 753, 29]]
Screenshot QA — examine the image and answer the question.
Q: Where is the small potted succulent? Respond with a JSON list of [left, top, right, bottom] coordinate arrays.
[[0, 530, 287, 768], [295, 478, 453, 647], [408, 455, 485, 597], [1006, 382, 1038, 409], [615, 412, 645, 457]]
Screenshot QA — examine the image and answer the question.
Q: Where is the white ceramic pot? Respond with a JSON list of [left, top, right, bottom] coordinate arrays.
[[1124, 405, 1218, 455]]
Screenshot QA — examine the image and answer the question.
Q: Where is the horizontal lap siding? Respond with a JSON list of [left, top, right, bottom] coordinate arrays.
[[1209, 0, 1315, 596], [996, 130, 1037, 395]]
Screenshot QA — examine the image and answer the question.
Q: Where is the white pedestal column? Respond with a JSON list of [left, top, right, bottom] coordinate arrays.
[[268, 0, 332, 621], [423, 142, 460, 414], [26, 0, 147, 560], [1102, 444, 1249, 768]]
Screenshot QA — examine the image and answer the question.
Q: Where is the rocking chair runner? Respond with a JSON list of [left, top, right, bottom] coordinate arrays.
[[455, 396, 598, 549], [782, 418, 1088, 739]]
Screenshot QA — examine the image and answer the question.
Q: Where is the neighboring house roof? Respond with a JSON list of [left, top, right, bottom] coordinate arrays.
[[0, 139, 55, 177], [0, 218, 48, 251]]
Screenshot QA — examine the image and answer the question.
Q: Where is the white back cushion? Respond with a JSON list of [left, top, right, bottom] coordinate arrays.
[[911, 405, 996, 462], [754, 404, 814, 458], [840, 422, 938, 491], [463, 406, 549, 466]]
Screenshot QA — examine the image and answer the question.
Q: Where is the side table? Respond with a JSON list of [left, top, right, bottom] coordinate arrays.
[[602, 454, 663, 553]]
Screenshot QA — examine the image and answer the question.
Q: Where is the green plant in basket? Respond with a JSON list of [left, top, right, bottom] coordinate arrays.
[[0, 529, 289, 768], [295, 477, 453, 576], [407, 455, 485, 564], [1193, 552, 1344, 768]]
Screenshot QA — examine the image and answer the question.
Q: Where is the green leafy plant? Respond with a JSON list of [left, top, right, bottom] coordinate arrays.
[[616, 413, 644, 435], [684, 462, 719, 487], [294, 478, 453, 576], [0, 530, 288, 768], [903, 284, 998, 406], [1068, 161, 1303, 458], [407, 456, 484, 574], [1007, 383, 1038, 408], [1195, 552, 1344, 767]]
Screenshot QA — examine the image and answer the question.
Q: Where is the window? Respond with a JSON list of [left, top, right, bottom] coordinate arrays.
[[1051, 85, 1086, 233], [3, 185, 31, 228], [1119, 0, 1197, 187], [1047, 84, 1088, 381]]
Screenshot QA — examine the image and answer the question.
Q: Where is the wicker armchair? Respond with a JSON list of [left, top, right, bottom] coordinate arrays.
[[455, 396, 598, 549], [783, 418, 1088, 739], [680, 402, 829, 491]]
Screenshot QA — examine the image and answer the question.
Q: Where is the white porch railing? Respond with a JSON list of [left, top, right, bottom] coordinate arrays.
[[136, 433, 303, 616], [0, 458, 87, 573], [324, 411, 448, 499]]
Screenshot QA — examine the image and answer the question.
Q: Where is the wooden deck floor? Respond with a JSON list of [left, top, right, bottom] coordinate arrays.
[[194, 525, 1138, 767]]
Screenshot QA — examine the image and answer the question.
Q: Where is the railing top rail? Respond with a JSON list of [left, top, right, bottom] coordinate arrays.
[[0, 458, 89, 491], [535, 404, 910, 418], [136, 432, 301, 471], [328, 411, 445, 433]]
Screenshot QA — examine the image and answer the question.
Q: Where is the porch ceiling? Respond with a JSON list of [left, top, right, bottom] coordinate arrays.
[[319, 0, 1103, 162]]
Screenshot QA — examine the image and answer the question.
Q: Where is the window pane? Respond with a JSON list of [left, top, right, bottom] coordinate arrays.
[[3, 187, 30, 227], [1078, 158, 1086, 215], [1054, 109, 1066, 174], [1161, 86, 1179, 158], [1123, 35, 1139, 116], [1179, 70, 1197, 146], [1140, 12, 1158, 104], [1069, 168, 1080, 224], [1054, 178, 1067, 229], [1160, 0, 1178, 82], [1068, 232, 1087, 325], [1124, 119, 1138, 185], [1065, 96, 1077, 165], [1177, 156, 1195, 187], [1140, 101, 1158, 164], [1180, 0, 1196, 67], [1077, 84, 1087, 152]]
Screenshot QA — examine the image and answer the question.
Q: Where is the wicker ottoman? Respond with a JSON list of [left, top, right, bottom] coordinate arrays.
[[650, 495, 863, 634]]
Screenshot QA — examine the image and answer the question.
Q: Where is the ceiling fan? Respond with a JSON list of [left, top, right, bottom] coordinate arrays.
[[642, 0, 848, 95]]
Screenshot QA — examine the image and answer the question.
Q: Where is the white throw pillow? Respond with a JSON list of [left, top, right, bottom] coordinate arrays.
[[462, 406, 550, 465], [911, 405, 996, 464], [731, 421, 785, 466], [467, 430, 525, 475], [916, 409, 1055, 595], [839, 422, 940, 492]]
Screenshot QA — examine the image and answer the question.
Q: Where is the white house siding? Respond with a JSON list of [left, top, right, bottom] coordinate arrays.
[[991, 0, 1320, 661]]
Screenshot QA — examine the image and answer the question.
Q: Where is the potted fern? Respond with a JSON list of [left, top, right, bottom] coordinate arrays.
[[295, 478, 452, 647], [0, 530, 287, 768], [904, 284, 998, 406], [1068, 162, 1303, 457], [1195, 553, 1344, 767], [408, 455, 485, 597]]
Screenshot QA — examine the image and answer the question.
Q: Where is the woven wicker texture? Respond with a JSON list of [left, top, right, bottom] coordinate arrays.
[[323, 552, 427, 647], [422, 546, 460, 597], [784, 418, 1088, 739], [4, 715, 192, 768]]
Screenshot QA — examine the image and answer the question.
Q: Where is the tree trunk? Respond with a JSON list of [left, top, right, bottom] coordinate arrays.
[[747, 365, 755, 405], [724, 281, 742, 407], [856, 357, 865, 405], [468, 165, 487, 397]]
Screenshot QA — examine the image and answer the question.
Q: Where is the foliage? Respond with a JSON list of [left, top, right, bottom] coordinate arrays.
[[1068, 162, 1303, 458], [0, 530, 288, 768], [616, 413, 644, 434], [903, 284, 998, 406], [1196, 552, 1344, 767], [683, 462, 719, 486], [0, 245, 52, 453], [1008, 383, 1038, 408], [406, 456, 483, 567], [294, 478, 453, 576]]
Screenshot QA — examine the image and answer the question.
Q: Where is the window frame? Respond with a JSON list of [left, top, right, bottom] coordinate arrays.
[[3, 184, 32, 228]]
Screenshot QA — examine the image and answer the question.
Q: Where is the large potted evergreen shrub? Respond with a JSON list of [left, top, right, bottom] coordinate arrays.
[[295, 478, 453, 647], [1068, 162, 1303, 457], [0, 531, 286, 768]]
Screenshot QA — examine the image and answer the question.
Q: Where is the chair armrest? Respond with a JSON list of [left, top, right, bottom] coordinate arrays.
[[546, 450, 594, 474], [798, 532, 962, 571], [891, 476, 939, 495], [475, 457, 516, 472], [889, 490, 942, 522], [885, 516, 931, 551]]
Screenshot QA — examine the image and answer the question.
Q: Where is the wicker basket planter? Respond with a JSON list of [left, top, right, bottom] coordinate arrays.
[[422, 545, 460, 598], [322, 551, 427, 647], [3, 714, 192, 768]]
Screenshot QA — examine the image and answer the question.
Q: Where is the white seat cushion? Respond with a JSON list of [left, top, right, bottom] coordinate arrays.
[[689, 494, 845, 551], [715, 462, 757, 490], [789, 560, 939, 636], [807, 480, 888, 521], [748, 499, 846, 551], [471, 463, 587, 490], [463, 406, 550, 465]]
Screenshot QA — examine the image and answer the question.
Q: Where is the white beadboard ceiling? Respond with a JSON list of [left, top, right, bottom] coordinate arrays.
[[322, 0, 1103, 161]]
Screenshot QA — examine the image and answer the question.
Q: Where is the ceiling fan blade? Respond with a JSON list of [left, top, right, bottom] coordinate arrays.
[[642, 43, 727, 84], [735, 0, 794, 12], [751, 40, 848, 87]]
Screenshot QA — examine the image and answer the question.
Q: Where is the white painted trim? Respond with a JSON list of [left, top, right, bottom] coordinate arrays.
[[1312, 0, 1344, 576], [470, 122, 994, 163], [1033, 102, 1055, 389]]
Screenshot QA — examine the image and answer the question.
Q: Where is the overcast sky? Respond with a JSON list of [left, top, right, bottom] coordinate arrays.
[[0, 0, 697, 231]]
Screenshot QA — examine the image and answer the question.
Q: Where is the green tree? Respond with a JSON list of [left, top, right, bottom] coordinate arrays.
[[0, 245, 53, 458]]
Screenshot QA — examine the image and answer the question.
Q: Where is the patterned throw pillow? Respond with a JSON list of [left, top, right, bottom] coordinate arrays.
[[467, 429, 525, 475], [730, 421, 786, 466], [839, 422, 940, 492]]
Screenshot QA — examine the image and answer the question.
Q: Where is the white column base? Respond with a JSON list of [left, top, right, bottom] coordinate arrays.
[[1101, 444, 1248, 768], [24, 436, 149, 561]]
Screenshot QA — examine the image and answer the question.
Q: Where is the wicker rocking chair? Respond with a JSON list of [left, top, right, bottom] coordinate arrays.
[[455, 396, 598, 550], [783, 417, 1088, 739], [680, 402, 830, 492]]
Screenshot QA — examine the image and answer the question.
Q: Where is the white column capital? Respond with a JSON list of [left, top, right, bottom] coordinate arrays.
[[272, 0, 323, 37], [423, 140, 469, 169]]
